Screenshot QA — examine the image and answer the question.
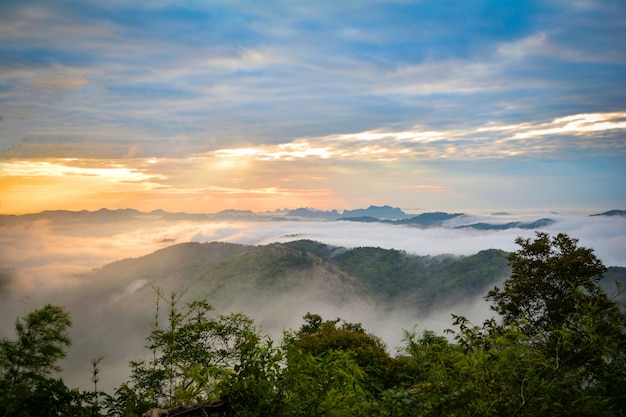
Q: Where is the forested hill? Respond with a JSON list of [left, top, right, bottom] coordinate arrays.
[[76, 240, 512, 315], [4, 234, 626, 416], [283, 240, 510, 310]]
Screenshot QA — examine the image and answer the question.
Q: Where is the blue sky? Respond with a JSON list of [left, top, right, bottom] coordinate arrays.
[[0, 0, 625, 213]]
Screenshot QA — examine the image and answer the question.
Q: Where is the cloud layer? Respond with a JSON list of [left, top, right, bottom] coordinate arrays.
[[1, 211, 624, 392], [1, 1, 625, 213]]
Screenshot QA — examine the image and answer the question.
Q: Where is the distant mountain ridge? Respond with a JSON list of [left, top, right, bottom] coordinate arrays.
[[3, 206, 623, 230], [341, 205, 411, 220], [455, 218, 556, 230], [285, 205, 410, 220], [590, 209, 626, 217]]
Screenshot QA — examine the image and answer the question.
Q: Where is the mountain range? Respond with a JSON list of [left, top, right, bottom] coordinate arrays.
[[2, 206, 625, 392], [3, 205, 622, 230], [74, 240, 513, 316], [72, 239, 626, 316]]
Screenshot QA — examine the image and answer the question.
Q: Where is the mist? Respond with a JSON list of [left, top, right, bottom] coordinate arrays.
[[0, 210, 624, 393]]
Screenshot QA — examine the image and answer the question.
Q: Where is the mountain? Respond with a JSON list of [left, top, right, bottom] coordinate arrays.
[[394, 212, 464, 226], [72, 240, 512, 320], [341, 205, 410, 220], [72, 238, 626, 359], [455, 218, 556, 230], [88, 237, 617, 318], [72, 241, 372, 319], [336, 212, 465, 227], [0, 208, 144, 225], [285, 208, 342, 220], [8, 236, 624, 393], [283, 240, 509, 309], [335, 216, 381, 223], [2, 207, 621, 227], [590, 209, 626, 217]]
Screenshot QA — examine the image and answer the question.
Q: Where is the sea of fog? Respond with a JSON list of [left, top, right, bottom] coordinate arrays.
[[0, 211, 624, 392]]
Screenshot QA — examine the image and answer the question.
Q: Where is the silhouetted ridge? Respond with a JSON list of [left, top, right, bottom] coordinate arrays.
[[590, 209, 626, 217], [395, 212, 464, 226], [341, 205, 410, 220], [456, 218, 556, 230]]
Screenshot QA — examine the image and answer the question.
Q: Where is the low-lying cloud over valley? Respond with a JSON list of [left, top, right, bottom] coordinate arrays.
[[1, 209, 624, 392]]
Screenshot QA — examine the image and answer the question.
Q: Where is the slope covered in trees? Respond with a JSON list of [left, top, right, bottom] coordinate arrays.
[[2, 233, 625, 416], [71, 239, 512, 318]]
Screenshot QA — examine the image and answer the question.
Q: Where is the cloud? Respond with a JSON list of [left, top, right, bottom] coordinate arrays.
[[4, 111, 623, 165], [2, 212, 622, 295], [211, 111, 626, 162], [29, 72, 88, 90], [2, 110, 624, 214], [1, 210, 624, 391], [0, 2, 624, 215], [2, 0, 624, 149], [512, 113, 626, 139]]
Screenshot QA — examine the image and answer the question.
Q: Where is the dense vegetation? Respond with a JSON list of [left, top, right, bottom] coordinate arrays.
[[1, 233, 625, 416], [283, 240, 510, 310], [71, 239, 514, 320]]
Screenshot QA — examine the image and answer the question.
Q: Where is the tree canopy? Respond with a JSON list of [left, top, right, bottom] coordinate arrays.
[[1, 232, 625, 416]]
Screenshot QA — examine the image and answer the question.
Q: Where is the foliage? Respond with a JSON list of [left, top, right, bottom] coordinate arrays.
[[485, 232, 626, 414], [0, 304, 83, 417], [311, 244, 510, 310], [126, 288, 258, 409], [104, 383, 153, 417], [280, 349, 371, 417], [219, 330, 285, 416], [3, 233, 625, 416], [487, 232, 608, 337], [285, 313, 392, 392]]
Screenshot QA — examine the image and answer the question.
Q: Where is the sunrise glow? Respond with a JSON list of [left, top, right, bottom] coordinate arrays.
[[0, 1, 624, 214]]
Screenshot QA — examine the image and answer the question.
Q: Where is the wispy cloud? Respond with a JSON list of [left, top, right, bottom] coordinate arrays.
[[2, 110, 624, 214], [0, 0, 624, 213], [211, 111, 626, 162]]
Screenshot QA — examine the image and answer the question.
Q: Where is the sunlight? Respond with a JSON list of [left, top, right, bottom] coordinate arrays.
[[335, 129, 446, 142], [215, 142, 333, 161], [1, 160, 158, 183], [513, 112, 626, 139]]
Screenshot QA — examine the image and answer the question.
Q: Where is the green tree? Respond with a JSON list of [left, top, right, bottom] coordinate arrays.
[[105, 383, 153, 417], [126, 289, 260, 410], [486, 232, 626, 414], [219, 331, 285, 416], [486, 232, 609, 339], [280, 348, 371, 417], [286, 313, 393, 393], [380, 233, 626, 416], [0, 304, 83, 417]]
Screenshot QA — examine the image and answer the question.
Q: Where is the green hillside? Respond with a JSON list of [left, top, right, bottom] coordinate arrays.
[[284, 240, 510, 311], [75, 240, 511, 316], [3, 233, 625, 416]]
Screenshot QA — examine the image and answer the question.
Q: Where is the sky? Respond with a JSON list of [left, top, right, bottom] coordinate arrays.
[[1, 0, 625, 214]]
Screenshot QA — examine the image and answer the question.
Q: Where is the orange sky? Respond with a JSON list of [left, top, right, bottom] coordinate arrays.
[[2, 2, 626, 215], [2, 112, 626, 214]]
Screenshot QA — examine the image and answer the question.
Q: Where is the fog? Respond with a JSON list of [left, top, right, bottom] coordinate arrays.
[[1, 211, 624, 392]]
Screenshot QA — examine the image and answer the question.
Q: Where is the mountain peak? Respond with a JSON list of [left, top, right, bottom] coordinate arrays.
[[341, 205, 409, 220]]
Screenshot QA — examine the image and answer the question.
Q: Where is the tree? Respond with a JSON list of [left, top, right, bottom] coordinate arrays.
[[487, 232, 611, 339], [486, 232, 626, 414], [127, 289, 259, 409], [219, 331, 285, 416], [280, 348, 370, 417], [285, 313, 393, 394], [0, 304, 82, 417]]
